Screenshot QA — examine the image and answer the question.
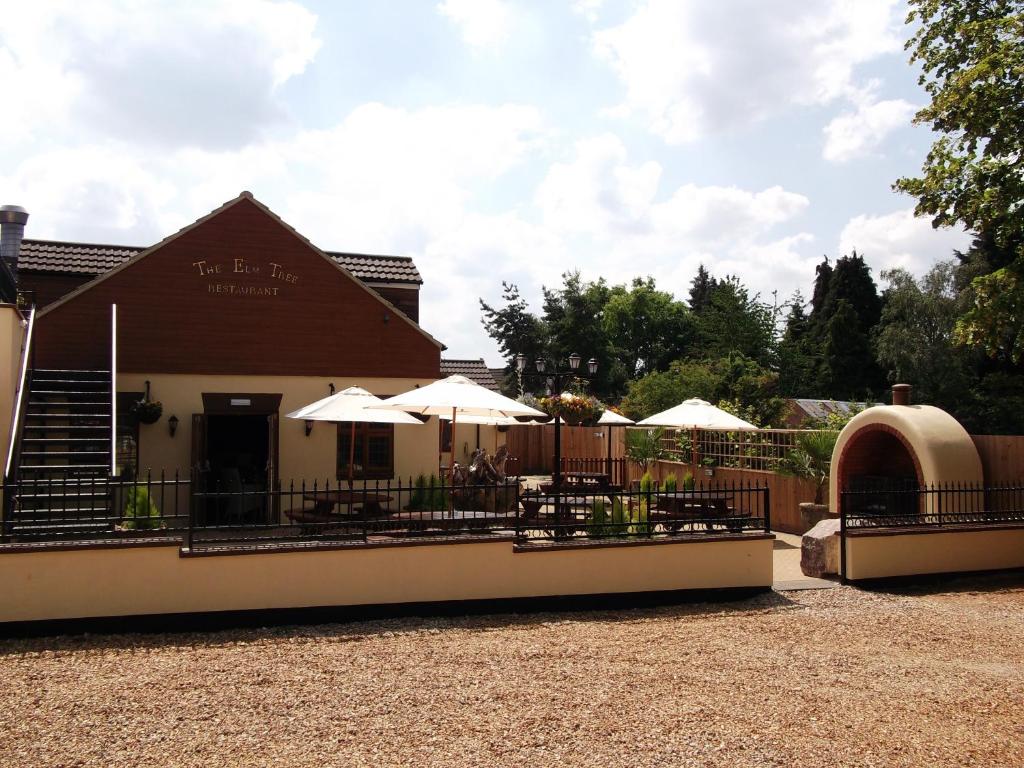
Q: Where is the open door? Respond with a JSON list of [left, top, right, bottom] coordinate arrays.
[[267, 412, 279, 523], [190, 413, 208, 523]]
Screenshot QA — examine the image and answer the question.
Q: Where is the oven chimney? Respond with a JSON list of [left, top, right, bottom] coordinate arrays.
[[0, 205, 29, 283], [892, 383, 911, 406]]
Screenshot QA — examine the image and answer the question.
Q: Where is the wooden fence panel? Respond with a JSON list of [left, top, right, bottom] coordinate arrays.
[[971, 435, 1024, 484], [505, 425, 625, 474]]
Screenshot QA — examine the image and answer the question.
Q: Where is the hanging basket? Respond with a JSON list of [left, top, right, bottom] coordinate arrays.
[[130, 399, 163, 425], [539, 393, 603, 427]]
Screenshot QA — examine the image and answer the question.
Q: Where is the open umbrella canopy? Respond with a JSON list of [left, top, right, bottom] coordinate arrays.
[[371, 375, 546, 419], [439, 411, 521, 426], [285, 386, 423, 425], [597, 409, 634, 426], [636, 398, 757, 430]]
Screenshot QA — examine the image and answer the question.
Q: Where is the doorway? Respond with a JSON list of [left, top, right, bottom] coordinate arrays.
[[207, 414, 269, 491], [191, 393, 282, 525]]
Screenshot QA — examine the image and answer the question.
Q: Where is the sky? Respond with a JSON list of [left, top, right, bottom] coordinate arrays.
[[0, 0, 972, 364]]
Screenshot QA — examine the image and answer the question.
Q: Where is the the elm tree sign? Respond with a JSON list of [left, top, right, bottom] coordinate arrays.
[[192, 257, 300, 297]]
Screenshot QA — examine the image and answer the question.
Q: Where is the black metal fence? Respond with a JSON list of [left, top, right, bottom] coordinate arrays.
[[841, 482, 1024, 529], [1, 472, 770, 549]]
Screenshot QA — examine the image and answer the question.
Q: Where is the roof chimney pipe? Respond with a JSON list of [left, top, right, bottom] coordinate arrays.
[[892, 383, 911, 406], [0, 205, 29, 283]]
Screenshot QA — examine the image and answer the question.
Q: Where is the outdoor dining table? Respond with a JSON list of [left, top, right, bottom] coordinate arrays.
[[651, 491, 749, 532], [301, 490, 394, 515], [560, 470, 612, 489]]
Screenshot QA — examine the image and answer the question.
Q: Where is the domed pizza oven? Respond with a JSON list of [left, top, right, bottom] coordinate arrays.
[[829, 385, 984, 517]]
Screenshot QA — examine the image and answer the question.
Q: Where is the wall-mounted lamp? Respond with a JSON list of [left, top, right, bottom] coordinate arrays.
[[305, 419, 314, 437], [168, 414, 179, 438]]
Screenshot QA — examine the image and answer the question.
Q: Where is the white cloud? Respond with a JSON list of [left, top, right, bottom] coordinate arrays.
[[572, 0, 604, 24], [838, 208, 972, 276], [593, 0, 903, 144], [437, 0, 514, 49], [0, 0, 320, 150], [530, 134, 816, 315], [823, 90, 916, 162]]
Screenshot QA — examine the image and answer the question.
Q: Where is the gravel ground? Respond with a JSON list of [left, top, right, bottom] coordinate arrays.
[[2, 578, 1023, 767]]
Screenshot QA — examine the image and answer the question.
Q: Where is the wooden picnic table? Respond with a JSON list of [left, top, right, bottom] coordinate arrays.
[[561, 470, 611, 489], [651, 492, 750, 532], [283, 490, 395, 531], [302, 490, 393, 513]]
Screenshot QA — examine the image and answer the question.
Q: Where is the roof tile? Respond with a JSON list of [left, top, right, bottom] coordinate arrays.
[[19, 239, 422, 285]]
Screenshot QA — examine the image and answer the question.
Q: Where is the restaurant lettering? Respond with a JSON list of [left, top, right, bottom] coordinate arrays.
[[192, 257, 299, 297]]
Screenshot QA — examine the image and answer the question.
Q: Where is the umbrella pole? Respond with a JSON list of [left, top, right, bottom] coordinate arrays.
[[607, 426, 613, 484], [449, 407, 457, 516], [348, 421, 356, 514]]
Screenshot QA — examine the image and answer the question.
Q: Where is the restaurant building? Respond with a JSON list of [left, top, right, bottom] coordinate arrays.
[[1, 192, 509, 503]]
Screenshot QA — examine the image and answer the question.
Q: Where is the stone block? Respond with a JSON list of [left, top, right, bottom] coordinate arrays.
[[801, 518, 841, 578]]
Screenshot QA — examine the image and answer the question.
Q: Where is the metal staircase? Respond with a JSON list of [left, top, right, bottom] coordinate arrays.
[[8, 368, 114, 538]]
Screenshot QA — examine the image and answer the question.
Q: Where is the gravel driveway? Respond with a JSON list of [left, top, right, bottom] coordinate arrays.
[[2, 578, 1023, 767]]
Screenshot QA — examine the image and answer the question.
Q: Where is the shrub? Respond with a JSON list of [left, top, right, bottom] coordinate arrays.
[[587, 498, 631, 538], [778, 431, 839, 505], [662, 473, 678, 493], [639, 471, 656, 494], [682, 471, 695, 491], [427, 474, 449, 511], [121, 485, 162, 530], [626, 427, 667, 473], [408, 474, 428, 511]]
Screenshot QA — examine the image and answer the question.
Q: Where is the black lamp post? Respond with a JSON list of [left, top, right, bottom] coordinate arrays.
[[516, 352, 598, 491]]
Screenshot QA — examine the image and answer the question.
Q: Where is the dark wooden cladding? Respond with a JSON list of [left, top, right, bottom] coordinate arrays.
[[17, 271, 92, 309], [373, 286, 419, 322], [33, 197, 442, 378]]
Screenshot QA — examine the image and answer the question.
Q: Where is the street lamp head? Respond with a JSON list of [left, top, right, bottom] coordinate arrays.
[[535, 358, 546, 373], [568, 352, 581, 370], [515, 353, 526, 373], [588, 357, 598, 375]]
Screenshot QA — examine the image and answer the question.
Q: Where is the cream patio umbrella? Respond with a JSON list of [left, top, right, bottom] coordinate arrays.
[[285, 386, 424, 488], [636, 398, 757, 467], [439, 411, 520, 460], [597, 409, 634, 483], [371, 375, 547, 479]]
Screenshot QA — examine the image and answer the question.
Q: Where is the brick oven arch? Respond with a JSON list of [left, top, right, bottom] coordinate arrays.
[[828, 404, 984, 514], [835, 423, 924, 493]]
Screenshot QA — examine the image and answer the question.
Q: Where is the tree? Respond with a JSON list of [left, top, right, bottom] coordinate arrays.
[[620, 354, 785, 426], [694, 276, 777, 367], [808, 257, 833, 329], [603, 277, 694, 379], [894, 0, 1024, 360], [688, 264, 714, 314], [875, 263, 974, 409], [777, 292, 820, 397], [479, 282, 547, 394], [822, 299, 876, 400], [540, 271, 624, 399], [808, 252, 886, 395]]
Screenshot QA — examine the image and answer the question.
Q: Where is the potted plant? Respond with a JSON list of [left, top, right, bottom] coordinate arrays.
[[625, 427, 667, 478], [779, 430, 839, 530], [129, 398, 163, 425]]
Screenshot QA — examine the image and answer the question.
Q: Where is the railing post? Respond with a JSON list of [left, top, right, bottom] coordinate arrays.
[[839, 489, 847, 584], [764, 483, 771, 534], [186, 468, 194, 552]]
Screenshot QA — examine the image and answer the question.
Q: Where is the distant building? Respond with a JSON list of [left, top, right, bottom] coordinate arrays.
[[439, 358, 500, 392], [784, 398, 866, 428]]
